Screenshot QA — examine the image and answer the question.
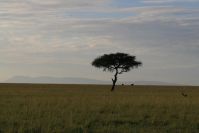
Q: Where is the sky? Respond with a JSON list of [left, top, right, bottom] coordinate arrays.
[[0, 0, 199, 85]]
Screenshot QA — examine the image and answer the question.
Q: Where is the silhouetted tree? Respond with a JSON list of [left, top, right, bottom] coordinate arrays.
[[92, 52, 142, 91]]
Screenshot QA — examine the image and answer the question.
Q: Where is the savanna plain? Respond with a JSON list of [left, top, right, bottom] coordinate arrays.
[[0, 84, 199, 133]]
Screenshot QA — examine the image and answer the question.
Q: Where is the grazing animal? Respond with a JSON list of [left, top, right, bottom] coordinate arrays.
[[131, 84, 134, 86], [181, 92, 188, 97], [180, 89, 188, 97]]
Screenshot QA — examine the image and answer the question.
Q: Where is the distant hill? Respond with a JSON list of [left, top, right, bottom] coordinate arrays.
[[4, 76, 109, 84], [128, 81, 178, 86], [4, 76, 178, 85]]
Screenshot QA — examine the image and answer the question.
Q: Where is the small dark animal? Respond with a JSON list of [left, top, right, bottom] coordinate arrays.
[[180, 88, 188, 97], [122, 84, 125, 86], [131, 84, 134, 86], [181, 92, 188, 97]]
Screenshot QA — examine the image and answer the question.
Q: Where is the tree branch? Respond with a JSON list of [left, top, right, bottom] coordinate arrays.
[[118, 69, 128, 74], [108, 66, 115, 70]]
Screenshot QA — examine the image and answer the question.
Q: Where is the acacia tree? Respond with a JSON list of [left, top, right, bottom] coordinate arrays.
[[92, 52, 142, 91]]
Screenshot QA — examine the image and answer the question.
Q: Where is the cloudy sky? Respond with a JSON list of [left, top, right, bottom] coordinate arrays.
[[0, 0, 199, 85]]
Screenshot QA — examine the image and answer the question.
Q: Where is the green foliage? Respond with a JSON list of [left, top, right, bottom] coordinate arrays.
[[0, 84, 199, 133]]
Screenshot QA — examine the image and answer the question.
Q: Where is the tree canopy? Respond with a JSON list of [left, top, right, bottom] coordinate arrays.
[[92, 53, 142, 74], [92, 52, 142, 91]]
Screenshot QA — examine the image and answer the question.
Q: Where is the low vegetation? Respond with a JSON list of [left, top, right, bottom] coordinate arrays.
[[0, 84, 198, 133]]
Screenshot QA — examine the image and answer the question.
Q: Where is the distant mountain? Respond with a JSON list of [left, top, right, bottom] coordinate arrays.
[[4, 76, 177, 85], [4, 76, 109, 84], [132, 81, 178, 86]]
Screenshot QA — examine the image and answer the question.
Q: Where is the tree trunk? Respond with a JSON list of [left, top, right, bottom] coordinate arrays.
[[111, 69, 118, 91]]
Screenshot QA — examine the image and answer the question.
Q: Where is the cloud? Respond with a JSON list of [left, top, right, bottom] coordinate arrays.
[[110, 6, 199, 26], [0, 0, 199, 84], [142, 0, 199, 4], [1, 2, 199, 64], [0, 33, 115, 64]]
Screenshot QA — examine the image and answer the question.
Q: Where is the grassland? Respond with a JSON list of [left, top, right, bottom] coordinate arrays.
[[0, 84, 198, 133]]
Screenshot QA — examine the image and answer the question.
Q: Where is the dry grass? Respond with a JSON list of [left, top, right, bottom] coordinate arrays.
[[0, 83, 198, 133]]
